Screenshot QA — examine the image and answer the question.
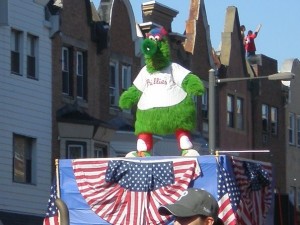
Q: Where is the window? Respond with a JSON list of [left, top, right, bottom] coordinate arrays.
[[62, 47, 71, 95], [27, 34, 38, 79], [66, 141, 87, 159], [76, 51, 87, 99], [289, 186, 296, 208], [298, 188, 300, 210], [271, 107, 278, 135], [289, 113, 295, 145], [202, 89, 208, 119], [109, 61, 118, 106], [236, 97, 244, 130], [262, 104, 269, 132], [192, 95, 198, 109], [297, 116, 300, 146], [11, 29, 22, 74], [94, 142, 108, 158], [227, 95, 234, 128], [122, 65, 131, 91], [121, 65, 132, 113], [13, 134, 35, 184]]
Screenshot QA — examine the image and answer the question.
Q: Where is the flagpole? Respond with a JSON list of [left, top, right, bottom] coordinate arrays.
[[55, 159, 61, 225], [55, 159, 60, 198]]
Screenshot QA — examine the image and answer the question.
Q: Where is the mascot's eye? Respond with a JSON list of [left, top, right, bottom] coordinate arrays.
[[148, 35, 155, 41], [154, 35, 161, 41], [148, 35, 161, 41]]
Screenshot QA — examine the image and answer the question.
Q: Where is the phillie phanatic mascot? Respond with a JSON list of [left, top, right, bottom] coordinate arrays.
[[119, 27, 205, 157]]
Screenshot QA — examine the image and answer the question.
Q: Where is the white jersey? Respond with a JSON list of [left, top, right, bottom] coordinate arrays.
[[133, 63, 190, 110]]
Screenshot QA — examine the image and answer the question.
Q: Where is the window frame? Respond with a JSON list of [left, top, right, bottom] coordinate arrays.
[[109, 61, 119, 107], [236, 97, 244, 130], [13, 133, 36, 184], [202, 88, 208, 119], [26, 33, 38, 79], [94, 142, 108, 158], [271, 107, 278, 136], [121, 65, 131, 91], [297, 116, 300, 147], [289, 186, 296, 210], [62, 47, 70, 95], [289, 112, 295, 145], [226, 94, 234, 128], [76, 51, 84, 99], [298, 188, 300, 210], [262, 104, 269, 132], [11, 29, 23, 75], [66, 141, 87, 159]]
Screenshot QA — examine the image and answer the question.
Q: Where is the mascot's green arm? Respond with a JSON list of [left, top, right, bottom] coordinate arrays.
[[119, 85, 142, 110], [182, 73, 205, 96]]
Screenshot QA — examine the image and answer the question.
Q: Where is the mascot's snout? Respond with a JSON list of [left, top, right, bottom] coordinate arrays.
[[142, 38, 158, 57]]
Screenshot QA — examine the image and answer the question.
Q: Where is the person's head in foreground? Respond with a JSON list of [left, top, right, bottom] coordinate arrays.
[[158, 188, 222, 225]]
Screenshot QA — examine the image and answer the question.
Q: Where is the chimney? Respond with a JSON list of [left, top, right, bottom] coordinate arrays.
[[141, 1, 178, 32]]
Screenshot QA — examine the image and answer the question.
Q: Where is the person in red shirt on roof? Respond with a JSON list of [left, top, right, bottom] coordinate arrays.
[[244, 24, 262, 57]]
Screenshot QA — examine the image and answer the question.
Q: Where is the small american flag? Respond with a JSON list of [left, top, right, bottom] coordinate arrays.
[[72, 158, 200, 225], [43, 181, 59, 225], [232, 157, 272, 225], [217, 159, 240, 225]]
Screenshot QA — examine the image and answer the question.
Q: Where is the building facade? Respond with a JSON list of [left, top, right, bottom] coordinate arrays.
[[282, 58, 300, 223], [0, 0, 52, 224]]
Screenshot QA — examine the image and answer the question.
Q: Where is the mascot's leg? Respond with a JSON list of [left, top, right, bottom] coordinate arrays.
[[137, 133, 153, 151], [175, 129, 193, 149], [175, 129, 200, 156], [125, 133, 152, 157]]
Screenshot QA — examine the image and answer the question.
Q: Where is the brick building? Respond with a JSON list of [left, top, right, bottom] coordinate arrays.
[[0, 0, 299, 224]]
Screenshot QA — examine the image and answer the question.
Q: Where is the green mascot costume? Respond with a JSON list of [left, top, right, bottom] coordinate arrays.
[[119, 27, 205, 157]]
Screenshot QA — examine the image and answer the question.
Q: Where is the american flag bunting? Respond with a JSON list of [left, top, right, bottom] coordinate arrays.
[[232, 157, 273, 225], [72, 158, 200, 225]]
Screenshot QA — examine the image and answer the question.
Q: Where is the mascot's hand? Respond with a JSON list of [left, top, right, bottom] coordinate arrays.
[[119, 85, 142, 110], [182, 74, 205, 96]]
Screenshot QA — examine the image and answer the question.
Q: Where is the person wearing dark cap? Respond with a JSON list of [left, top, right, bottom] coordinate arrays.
[[158, 188, 221, 225]]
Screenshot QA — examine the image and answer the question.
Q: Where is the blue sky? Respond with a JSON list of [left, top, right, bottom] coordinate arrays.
[[91, 0, 299, 69]]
